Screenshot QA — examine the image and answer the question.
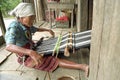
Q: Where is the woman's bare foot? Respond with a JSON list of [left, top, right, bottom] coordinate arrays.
[[81, 64, 89, 77], [85, 65, 89, 77]]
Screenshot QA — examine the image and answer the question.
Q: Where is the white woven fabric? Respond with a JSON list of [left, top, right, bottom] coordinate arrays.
[[9, 2, 35, 17]]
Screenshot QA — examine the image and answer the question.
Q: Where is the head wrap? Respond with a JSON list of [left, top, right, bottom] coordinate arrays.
[[9, 2, 35, 17]]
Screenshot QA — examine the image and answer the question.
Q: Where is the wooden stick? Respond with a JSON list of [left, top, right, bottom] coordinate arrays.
[[44, 72, 48, 80], [48, 72, 51, 80]]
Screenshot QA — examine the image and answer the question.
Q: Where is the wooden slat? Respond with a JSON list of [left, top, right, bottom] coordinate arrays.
[[47, 2, 74, 10], [0, 54, 20, 70], [0, 46, 12, 64], [89, 0, 105, 79]]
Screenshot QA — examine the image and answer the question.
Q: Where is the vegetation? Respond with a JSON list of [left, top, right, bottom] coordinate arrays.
[[0, 0, 22, 17]]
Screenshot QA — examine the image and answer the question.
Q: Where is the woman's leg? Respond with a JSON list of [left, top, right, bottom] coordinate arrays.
[[57, 58, 89, 77]]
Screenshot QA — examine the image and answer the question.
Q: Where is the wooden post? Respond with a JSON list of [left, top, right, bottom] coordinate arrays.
[[34, 0, 39, 22], [89, 0, 120, 80], [76, 0, 81, 32], [0, 9, 5, 45], [88, 0, 93, 30], [0, 9, 6, 35], [34, 0, 44, 23], [37, 0, 43, 21], [76, 0, 88, 32]]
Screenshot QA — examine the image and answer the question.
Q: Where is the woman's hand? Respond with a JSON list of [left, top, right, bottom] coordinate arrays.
[[48, 29, 55, 38], [29, 50, 42, 66], [5, 44, 42, 67]]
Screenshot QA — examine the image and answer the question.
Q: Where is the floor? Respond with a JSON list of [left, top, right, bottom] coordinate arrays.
[[0, 21, 90, 80]]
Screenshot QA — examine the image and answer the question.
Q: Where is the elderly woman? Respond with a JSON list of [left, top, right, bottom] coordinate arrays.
[[5, 2, 88, 77]]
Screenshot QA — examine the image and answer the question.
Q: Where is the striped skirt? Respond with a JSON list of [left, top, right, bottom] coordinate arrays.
[[18, 55, 59, 72]]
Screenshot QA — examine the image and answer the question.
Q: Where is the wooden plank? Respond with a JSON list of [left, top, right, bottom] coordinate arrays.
[[47, 2, 74, 10], [97, 0, 120, 80], [0, 54, 20, 70], [0, 71, 42, 80], [0, 46, 12, 64], [96, 0, 115, 80], [89, 0, 120, 80], [89, 0, 105, 80]]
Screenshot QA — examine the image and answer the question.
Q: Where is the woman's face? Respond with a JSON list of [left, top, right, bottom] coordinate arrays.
[[20, 15, 36, 27]]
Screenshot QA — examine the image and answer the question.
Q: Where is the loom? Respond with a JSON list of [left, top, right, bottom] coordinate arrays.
[[33, 30, 91, 56]]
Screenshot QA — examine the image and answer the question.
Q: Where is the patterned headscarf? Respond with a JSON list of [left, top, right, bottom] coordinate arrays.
[[9, 2, 35, 17]]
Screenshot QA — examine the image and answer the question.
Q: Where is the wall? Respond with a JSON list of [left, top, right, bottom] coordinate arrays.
[[89, 0, 120, 80]]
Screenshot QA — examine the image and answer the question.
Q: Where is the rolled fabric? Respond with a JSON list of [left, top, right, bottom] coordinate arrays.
[[9, 2, 35, 17]]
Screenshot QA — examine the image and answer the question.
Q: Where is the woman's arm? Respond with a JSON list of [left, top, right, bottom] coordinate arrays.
[[6, 44, 42, 65]]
